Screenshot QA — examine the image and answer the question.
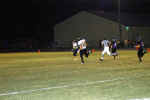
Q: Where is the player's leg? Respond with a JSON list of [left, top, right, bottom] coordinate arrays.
[[113, 55, 116, 60], [140, 50, 145, 61], [85, 49, 89, 58], [137, 50, 142, 62], [106, 47, 111, 56], [100, 48, 106, 61], [112, 48, 118, 60], [80, 50, 84, 64], [73, 49, 78, 61], [116, 52, 119, 60], [75, 48, 79, 56], [73, 49, 77, 56]]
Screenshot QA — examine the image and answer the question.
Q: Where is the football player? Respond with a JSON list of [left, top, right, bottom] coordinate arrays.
[[136, 40, 147, 63], [111, 39, 119, 60], [72, 40, 79, 56], [99, 38, 111, 61], [78, 38, 89, 64]]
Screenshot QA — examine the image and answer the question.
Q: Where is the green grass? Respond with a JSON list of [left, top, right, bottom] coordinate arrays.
[[0, 50, 150, 100]]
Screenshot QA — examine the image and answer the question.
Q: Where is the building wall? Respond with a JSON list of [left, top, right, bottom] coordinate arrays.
[[54, 11, 134, 48], [129, 27, 150, 47]]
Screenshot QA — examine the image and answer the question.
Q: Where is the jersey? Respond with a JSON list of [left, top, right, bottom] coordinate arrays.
[[78, 39, 87, 50], [111, 41, 117, 54], [112, 42, 117, 49], [72, 41, 78, 49], [136, 40, 144, 50], [101, 40, 110, 48]]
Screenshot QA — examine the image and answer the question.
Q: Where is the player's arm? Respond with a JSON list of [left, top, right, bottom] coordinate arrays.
[[110, 43, 112, 48], [84, 41, 87, 47], [77, 41, 81, 53], [135, 43, 140, 50], [76, 45, 82, 53], [80, 44, 83, 50], [109, 41, 112, 48]]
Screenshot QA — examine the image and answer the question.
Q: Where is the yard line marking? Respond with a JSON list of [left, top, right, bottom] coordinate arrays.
[[0, 78, 124, 96], [129, 98, 150, 100], [1, 73, 149, 97]]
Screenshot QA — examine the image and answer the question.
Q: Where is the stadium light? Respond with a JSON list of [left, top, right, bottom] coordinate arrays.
[[125, 26, 129, 31], [125, 26, 130, 40]]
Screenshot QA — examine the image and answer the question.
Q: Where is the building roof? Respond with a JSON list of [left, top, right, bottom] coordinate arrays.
[[56, 10, 150, 26]]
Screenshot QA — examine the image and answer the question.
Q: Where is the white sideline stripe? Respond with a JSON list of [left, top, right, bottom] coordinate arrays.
[[0, 78, 123, 96], [129, 98, 150, 100]]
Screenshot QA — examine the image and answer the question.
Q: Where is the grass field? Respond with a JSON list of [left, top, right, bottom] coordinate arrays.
[[0, 50, 150, 100]]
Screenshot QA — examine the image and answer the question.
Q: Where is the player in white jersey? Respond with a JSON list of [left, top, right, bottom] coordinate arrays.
[[72, 40, 79, 56], [78, 38, 89, 64], [100, 38, 111, 61]]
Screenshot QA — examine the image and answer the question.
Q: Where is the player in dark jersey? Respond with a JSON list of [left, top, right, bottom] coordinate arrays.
[[111, 40, 119, 60], [136, 40, 147, 63]]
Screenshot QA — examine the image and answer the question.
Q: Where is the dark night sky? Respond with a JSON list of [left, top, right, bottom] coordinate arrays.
[[3, 0, 150, 40]]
